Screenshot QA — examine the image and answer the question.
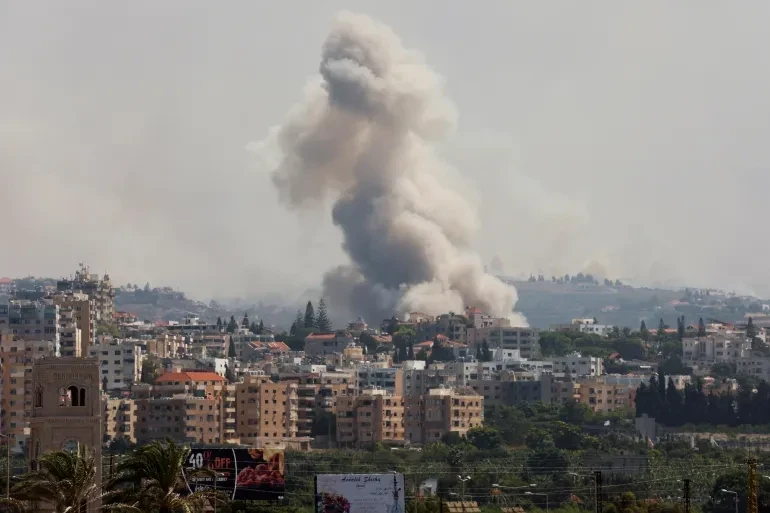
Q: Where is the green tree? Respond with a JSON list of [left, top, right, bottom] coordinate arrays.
[[698, 317, 707, 337], [677, 316, 685, 341], [640, 320, 649, 342], [481, 340, 492, 362], [466, 426, 502, 450], [228, 338, 237, 358], [315, 298, 332, 332], [290, 310, 303, 336], [226, 316, 238, 333], [216, 316, 223, 329], [258, 319, 264, 334], [747, 317, 756, 340], [12, 447, 107, 513], [224, 364, 236, 383], [657, 318, 666, 340], [112, 438, 219, 513], [241, 313, 249, 328], [304, 301, 316, 329]]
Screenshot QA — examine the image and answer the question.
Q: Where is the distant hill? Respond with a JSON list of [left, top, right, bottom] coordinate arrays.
[[510, 280, 765, 329]]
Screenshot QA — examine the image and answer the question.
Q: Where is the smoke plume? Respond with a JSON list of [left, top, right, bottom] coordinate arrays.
[[261, 11, 525, 324]]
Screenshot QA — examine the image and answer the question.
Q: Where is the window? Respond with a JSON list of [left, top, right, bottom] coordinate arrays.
[[34, 386, 42, 408]]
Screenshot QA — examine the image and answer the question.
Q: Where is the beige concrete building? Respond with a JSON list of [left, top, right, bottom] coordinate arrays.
[[51, 292, 94, 355], [29, 357, 102, 513], [336, 389, 405, 447], [235, 377, 303, 447], [575, 379, 635, 414], [87, 338, 142, 391], [55, 264, 114, 323], [404, 387, 484, 445], [147, 334, 185, 359], [134, 370, 227, 445], [57, 307, 82, 357], [0, 334, 59, 453], [102, 396, 136, 444], [466, 326, 541, 359]]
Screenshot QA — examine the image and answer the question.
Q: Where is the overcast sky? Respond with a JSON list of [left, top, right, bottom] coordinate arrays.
[[2, 2, 770, 302]]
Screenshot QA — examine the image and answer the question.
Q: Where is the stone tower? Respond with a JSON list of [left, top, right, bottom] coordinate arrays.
[[29, 357, 102, 512]]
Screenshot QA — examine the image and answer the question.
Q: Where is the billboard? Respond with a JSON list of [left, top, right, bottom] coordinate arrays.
[[315, 474, 405, 513], [183, 447, 285, 501]]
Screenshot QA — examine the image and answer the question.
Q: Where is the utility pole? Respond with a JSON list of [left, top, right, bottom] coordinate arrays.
[[683, 479, 691, 513], [747, 458, 758, 513], [594, 471, 603, 513]]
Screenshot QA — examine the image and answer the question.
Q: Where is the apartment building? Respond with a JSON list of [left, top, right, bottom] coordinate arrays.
[[235, 377, 305, 448], [0, 301, 60, 342], [0, 334, 60, 453], [415, 314, 468, 343], [87, 338, 142, 391], [357, 365, 403, 394], [55, 264, 114, 322], [51, 292, 95, 354], [575, 378, 635, 414], [58, 306, 82, 357], [404, 387, 483, 445], [336, 389, 405, 447], [134, 371, 227, 445], [550, 353, 603, 377], [147, 334, 185, 359], [466, 326, 541, 359], [102, 396, 136, 444], [682, 336, 752, 365], [304, 332, 355, 357], [401, 363, 458, 397], [294, 381, 354, 439]]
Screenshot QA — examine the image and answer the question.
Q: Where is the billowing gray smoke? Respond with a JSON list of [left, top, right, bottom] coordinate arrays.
[[264, 11, 526, 324]]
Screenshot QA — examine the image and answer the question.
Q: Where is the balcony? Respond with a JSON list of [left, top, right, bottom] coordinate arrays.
[[225, 407, 236, 413], [225, 417, 236, 424]]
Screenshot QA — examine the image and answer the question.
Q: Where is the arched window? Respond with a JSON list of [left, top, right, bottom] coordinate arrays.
[[68, 386, 79, 407], [59, 387, 68, 406], [34, 386, 43, 408], [79, 388, 86, 407]]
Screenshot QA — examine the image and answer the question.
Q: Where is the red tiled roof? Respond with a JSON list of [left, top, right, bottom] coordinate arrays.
[[415, 340, 434, 348], [267, 342, 290, 352], [0, 278, 11, 284], [305, 332, 336, 341], [372, 335, 392, 343], [155, 371, 225, 383]]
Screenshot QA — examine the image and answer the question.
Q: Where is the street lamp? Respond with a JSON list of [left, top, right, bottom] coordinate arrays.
[[525, 491, 549, 512], [457, 476, 471, 500], [720, 488, 738, 513]]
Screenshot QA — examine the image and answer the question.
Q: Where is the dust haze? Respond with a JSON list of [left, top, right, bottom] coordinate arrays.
[[2, 3, 770, 310]]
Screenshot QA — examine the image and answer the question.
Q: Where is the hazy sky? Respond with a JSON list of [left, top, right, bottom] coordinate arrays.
[[2, 2, 770, 302]]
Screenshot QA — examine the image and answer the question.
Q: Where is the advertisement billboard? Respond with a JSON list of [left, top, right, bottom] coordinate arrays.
[[315, 474, 405, 513], [183, 447, 285, 501]]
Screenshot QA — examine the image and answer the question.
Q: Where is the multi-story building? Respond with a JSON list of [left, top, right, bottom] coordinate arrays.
[[58, 306, 82, 357], [0, 300, 60, 342], [682, 336, 752, 365], [575, 378, 635, 414], [147, 334, 185, 359], [87, 338, 142, 390], [404, 387, 483, 444], [134, 370, 227, 445], [56, 264, 114, 323], [357, 365, 403, 394], [51, 292, 95, 354], [304, 332, 355, 357], [234, 377, 305, 448], [415, 314, 468, 343], [550, 353, 603, 377], [102, 396, 136, 444], [466, 326, 541, 359], [336, 389, 404, 447]]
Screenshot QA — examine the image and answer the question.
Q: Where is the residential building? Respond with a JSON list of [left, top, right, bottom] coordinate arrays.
[[357, 365, 403, 395], [58, 306, 82, 357], [415, 314, 468, 343], [336, 388, 405, 447], [0, 333, 59, 453], [147, 334, 185, 359], [134, 370, 227, 445], [235, 377, 306, 448], [0, 300, 60, 343], [304, 332, 355, 357], [102, 396, 136, 444], [466, 326, 541, 359], [404, 387, 483, 444], [87, 338, 142, 391], [550, 353, 603, 377], [551, 318, 614, 337], [575, 378, 635, 414], [682, 336, 752, 365], [56, 264, 114, 323], [51, 292, 95, 354]]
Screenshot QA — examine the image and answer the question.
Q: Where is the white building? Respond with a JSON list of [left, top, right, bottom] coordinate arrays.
[[550, 353, 604, 377], [466, 326, 541, 359], [682, 336, 752, 365], [88, 339, 143, 390]]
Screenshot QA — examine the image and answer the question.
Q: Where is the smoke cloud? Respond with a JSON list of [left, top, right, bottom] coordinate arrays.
[[260, 11, 525, 324]]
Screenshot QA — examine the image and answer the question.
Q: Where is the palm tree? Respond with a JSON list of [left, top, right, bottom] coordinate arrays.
[[11, 447, 108, 513], [110, 439, 220, 513]]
